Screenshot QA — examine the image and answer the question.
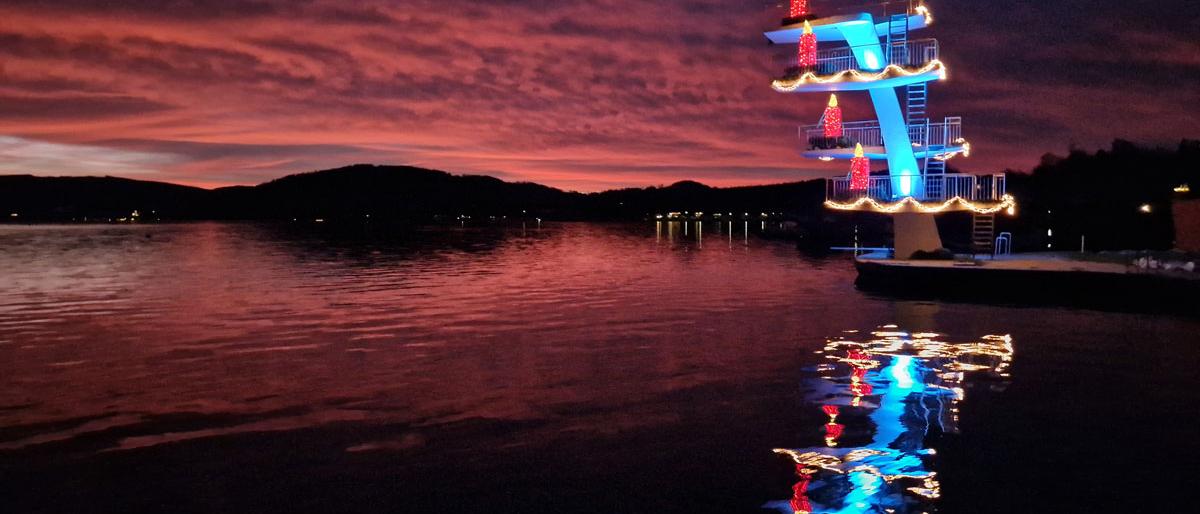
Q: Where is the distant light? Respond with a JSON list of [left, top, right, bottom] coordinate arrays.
[[1047, 228, 1053, 237], [1006, 205, 1016, 216], [9, 213, 16, 218], [899, 176, 912, 196], [315, 218, 325, 223], [1174, 184, 1190, 193], [818, 156, 835, 162], [1139, 204, 1152, 213]]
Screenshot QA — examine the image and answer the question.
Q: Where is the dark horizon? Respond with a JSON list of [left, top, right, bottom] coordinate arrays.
[[6, 137, 1196, 195]]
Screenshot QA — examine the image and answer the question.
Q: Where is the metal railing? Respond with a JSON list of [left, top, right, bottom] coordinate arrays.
[[828, 176, 892, 202], [777, 38, 939, 76], [803, 116, 962, 150], [827, 173, 1007, 203]]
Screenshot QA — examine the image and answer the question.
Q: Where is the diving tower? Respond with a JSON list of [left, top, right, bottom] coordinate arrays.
[[767, 1, 1012, 258]]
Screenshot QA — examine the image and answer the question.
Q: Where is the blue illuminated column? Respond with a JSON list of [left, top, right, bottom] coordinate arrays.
[[836, 19, 923, 199]]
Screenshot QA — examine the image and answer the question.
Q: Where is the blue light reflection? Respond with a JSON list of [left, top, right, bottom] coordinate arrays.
[[765, 327, 1013, 514]]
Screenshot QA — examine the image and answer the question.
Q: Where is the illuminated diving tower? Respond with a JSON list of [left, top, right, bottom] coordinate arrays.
[[766, 2, 1013, 258]]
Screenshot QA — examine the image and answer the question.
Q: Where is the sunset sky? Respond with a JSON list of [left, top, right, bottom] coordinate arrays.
[[0, 0, 1196, 191]]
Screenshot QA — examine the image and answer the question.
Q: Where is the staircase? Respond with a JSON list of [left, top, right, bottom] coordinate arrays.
[[972, 213, 996, 255], [905, 83, 927, 126], [924, 144, 945, 175], [886, 13, 909, 66]]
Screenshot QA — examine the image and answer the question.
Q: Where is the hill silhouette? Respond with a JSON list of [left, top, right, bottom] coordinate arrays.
[[0, 164, 827, 222], [0, 175, 210, 220], [2, 140, 1198, 251]]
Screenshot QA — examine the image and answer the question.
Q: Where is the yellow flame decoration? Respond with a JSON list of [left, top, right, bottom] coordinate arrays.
[[828, 93, 838, 107]]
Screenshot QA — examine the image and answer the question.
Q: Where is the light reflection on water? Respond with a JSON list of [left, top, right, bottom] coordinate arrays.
[[2, 222, 1197, 513], [0, 222, 855, 454], [766, 327, 1013, 514]]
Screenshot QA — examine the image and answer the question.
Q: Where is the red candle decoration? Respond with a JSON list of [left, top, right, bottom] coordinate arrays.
[[789, 0, 809, 19], [797, 21, 817, 69], [851, 380, 873, 397], [849, 143, 870, 191], [822, 94, 842, 138], [821, 404, 839, 419], [824, 422, 845, 446], [791, 473, 813, 514]]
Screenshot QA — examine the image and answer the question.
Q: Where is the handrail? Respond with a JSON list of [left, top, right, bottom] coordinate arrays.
[[802, 117, 963, 150], [776, 38, 939, 76], [995, 232, 1013, 256], [802, 0, 926, 19], [827, 173, 1007, 203]]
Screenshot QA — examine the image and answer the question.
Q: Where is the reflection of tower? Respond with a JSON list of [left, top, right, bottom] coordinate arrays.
[[765, 326, 1013, 514], [763, 2, 1013, 258]]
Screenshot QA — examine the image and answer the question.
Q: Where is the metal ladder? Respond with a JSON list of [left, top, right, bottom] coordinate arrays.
[[972, 214, 996, 255], [924, 144, 945, 175], [906, 82, 927, 126], [886, 13, 909, 67]]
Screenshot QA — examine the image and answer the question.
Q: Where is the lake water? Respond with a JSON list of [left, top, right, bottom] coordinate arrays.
[[0, 222, 1196, 513]]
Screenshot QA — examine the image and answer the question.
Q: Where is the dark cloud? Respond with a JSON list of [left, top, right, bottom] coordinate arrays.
[[0, 94, 174, 120], [0, 0, 1195, 189]]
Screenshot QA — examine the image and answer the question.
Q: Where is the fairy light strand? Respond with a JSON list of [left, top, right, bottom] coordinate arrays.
[[848, 143, 869, 191], [822, 94, 842, 137], [773, 60, 947, 92], [797, 21, 817, 68], [825, 194, 1016, 214], [915, 4, 933, 25], [789, 0, 809, 19]]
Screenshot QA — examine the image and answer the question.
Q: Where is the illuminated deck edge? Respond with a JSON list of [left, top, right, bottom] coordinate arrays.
[[765, 13, 928, 44], [803, 145, 967, 161], [771, 62, 945, 93], [824, 195, 1016, 214]]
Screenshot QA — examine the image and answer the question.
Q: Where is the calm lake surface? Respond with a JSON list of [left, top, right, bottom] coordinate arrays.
[[1, 222, 1196, 513]]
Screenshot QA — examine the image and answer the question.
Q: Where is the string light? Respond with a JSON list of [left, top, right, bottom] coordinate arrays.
[[797, 21, 817, 69], [822, 94, 843, 137], [825, 194, 1017, 214], [915, 4, 933, 25], [849, 143, 870, 191], [789, 0, 809, 19], [773, 60, 947, 92], [933, 139, 972, 161]]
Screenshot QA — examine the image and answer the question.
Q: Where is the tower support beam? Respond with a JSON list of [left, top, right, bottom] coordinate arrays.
[[835, 17, 924, 200], [893, 212, 943, 259], [868, 87, 923, 199]]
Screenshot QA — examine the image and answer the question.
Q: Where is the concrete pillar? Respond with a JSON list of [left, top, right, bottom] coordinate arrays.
[[893, 213, 942, 259]]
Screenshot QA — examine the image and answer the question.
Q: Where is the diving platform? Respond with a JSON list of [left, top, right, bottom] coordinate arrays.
[[771, 39, 944, 93], [825, 174, 1010, 213], [801, 117, 967, 161], [805, 145, 964, 161], [764, 12, 930, 45], [764, 1, 1013, 258]]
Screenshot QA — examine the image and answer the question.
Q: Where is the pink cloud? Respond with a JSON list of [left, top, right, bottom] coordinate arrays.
[[0, 0, 1194, 191]]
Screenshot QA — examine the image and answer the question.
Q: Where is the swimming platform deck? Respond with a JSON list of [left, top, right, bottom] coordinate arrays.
[[852, 252, 1200, 313]]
